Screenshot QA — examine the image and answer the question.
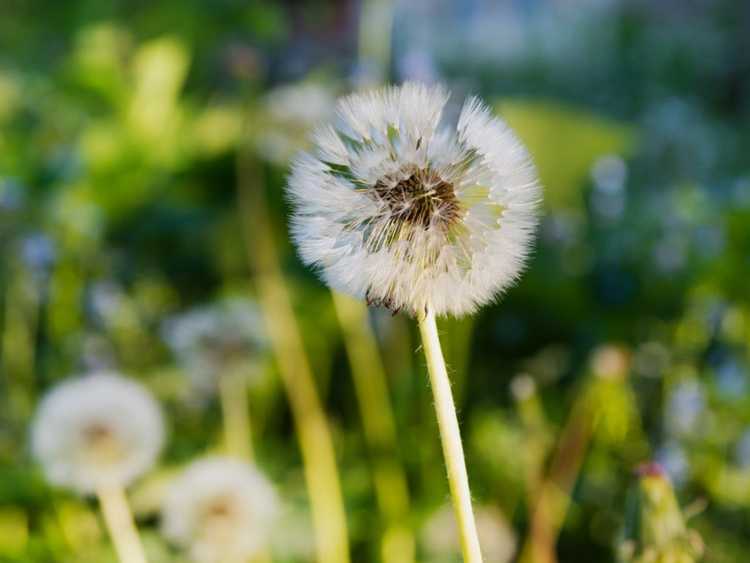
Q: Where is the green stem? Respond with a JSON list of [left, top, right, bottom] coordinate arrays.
[[332, 292, 415, 563], [218, 371, 254, 461], [358, 0, 394, 84], [218, 372, 274, 563], [97, 485, 148, 563], [237, 152, 350, 563], [417, 308, 483, 563]]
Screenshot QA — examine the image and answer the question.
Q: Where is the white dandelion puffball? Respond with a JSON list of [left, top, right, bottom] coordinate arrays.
[[162, 297, 267, 396], [161, 457, 279, 563], [31, 372, 165, 495], [287, 82, 541, 317], [258, 81, 335, 165], [422, 504, 517, 563]]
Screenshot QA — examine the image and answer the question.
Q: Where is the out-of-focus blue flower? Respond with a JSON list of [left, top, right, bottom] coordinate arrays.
[[20, 233, 57, 273], [656, 442, 690, 487], [665, 380, 704, 437], [0, 177, 24, 212], [714, 357, 747, 398], [734, 429, 750, 469], [652, 234, 688, 274]]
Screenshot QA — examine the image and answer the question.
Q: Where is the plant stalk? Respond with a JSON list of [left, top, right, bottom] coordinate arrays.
[[236, 151, 350, 563], [97, 485, 148, 563], [417, 308, 483, 563], [332, 292, 415, 563], [218, 371, 254, 461]]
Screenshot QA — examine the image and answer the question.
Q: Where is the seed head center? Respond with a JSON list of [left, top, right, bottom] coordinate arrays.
[[374, 168, 461, 230]]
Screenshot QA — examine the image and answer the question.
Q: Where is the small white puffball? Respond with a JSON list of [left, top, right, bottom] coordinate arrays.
[[258, 81, 336, 165], [162, 297, 267, 397], [421, 504, 517, 563], [161, 456, 279, 563], [31, 371, 165, 495], [287, 82, 541, 317]]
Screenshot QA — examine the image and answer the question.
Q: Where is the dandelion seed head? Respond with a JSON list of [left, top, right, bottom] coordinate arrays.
[[31, 372, 165, 494], [422, 504, 517, 563], [163, 297, 267, 397], [258, 81, 336, 165], [161, 457, 279, 563], [287, 82, 541, 316]]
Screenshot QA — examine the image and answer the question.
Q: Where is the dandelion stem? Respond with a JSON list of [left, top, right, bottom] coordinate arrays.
[[237, 151, 350, 563], [96, 485, 148, 563], [332, 292, 415, 563], [219, 373, 274, 563], [219, 371, 254, 461], [417, 308, 483, 563]]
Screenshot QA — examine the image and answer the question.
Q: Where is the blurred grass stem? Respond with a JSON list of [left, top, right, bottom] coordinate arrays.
[[218, 372, 254, 461], [417, 308, 483, 563], [332, 292, 415, 563], [358, 0, 393, 85], [219, 372, 273, 563], [1, 266, 39, 423], [520, 388, 595, 563], [237, 149, 350, 563], [96, 485, 148, 563]]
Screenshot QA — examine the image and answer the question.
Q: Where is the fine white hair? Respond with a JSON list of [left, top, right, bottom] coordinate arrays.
[[161, 456, 279, 563], [31, 371, 165, 494], [286, 82, 541, 317]]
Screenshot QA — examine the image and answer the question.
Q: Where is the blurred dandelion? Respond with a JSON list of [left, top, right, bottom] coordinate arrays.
[[422, 504, 517, 563], [31, 372, 164, 494], [161, 456, 278, 563], [255, 81, 336, 165], [31, 372, 164, 563], [163, 297, 267, 399], [287, 82, 541, 563], [288, 82, 540, 317], [164, 297, 267, 460]]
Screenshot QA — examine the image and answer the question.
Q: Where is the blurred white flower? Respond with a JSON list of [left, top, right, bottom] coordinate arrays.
[[161, 457, 278, 563], [510, 373, 536, 401], [287, 82, 540, 317], [257, 81, 336, 165], [162, 297, 267, 397], [31, 372, 165, 495], [421, 504, 516, 563], [590, 344, 630, 380]]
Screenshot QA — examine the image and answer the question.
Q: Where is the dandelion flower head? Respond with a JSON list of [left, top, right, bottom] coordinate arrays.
[[161, 456, 279, 563], [287, 82, 541, 316], [163, 297, 267, 395], [31, 371, 165, 494]]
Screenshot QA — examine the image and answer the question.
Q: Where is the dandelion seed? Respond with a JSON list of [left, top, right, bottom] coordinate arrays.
[[31, 371, 165, 495], [287, 82, 540, 317], [161, 456, 278, 563]]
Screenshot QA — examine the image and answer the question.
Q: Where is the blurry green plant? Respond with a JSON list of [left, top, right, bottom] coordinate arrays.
[[618, 463, 703, 563]]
